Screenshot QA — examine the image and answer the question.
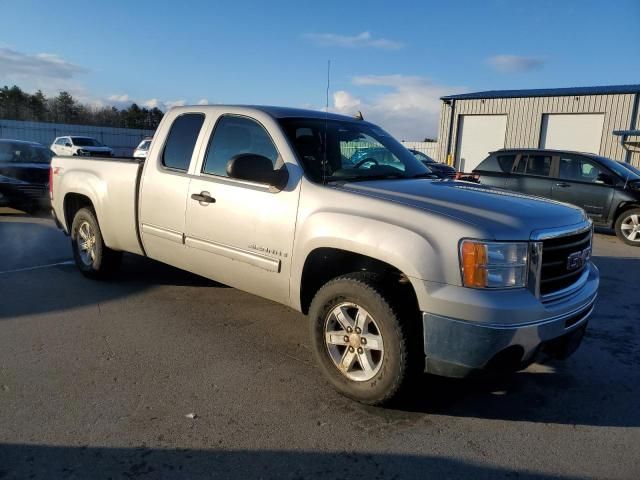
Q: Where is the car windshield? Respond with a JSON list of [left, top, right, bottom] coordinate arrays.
[[279, 118, 432, 183], [597, 155, 640, 181], [0, 142, 53, 164], [411, 150, 436, 163], [72, 137, 101, 147], [617, 160, 640, 177]]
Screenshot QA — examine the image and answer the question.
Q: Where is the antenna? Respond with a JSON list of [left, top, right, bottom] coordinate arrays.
[[322, 60, 330, 185]]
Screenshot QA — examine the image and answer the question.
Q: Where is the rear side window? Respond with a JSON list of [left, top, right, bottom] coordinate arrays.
[[162, 114, 205, 171], [203, 115, 278, 177], [526, 155, 551, 176], [516, 155, 551, 176], [475, 154, 515, 173]]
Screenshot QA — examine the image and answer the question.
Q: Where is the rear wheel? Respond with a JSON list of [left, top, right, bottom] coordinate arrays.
[[309, 273, 420, 405], [71, 207, 122, 278], [615, 208, 640, 246]]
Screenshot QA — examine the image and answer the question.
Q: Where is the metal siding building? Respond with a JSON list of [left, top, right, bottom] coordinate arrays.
[[435, 85, 640, 170]]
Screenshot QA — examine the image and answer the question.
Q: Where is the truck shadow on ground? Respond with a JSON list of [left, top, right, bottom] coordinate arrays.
[[0, 254, 226, 320], [0, 444, 586, 479]]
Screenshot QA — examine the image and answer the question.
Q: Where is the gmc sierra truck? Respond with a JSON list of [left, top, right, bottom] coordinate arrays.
[[50, 106, 599, 405]]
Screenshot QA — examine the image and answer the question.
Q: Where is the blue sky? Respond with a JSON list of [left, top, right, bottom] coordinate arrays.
[[1, 0, 639, 139]]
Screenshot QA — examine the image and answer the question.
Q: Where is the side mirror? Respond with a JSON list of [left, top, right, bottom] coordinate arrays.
[[596, 173, 615, 185], [65, 143, 72, 147], [226, 154, 288, 190]]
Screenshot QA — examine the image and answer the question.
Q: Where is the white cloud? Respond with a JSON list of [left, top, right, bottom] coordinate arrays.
[[143, 98, 160, 108], [108, 94, 130, 103], [196, 98, 209, 105], [165, 99, 187, 109], [0, 47, 87, 81], [487, 55, 546, 73], [304, 31, 403, 50], [333, 91, 361, 112], [332, 75, 465, 140]]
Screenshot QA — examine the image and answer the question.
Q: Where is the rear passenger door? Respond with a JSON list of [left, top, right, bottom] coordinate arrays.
[[139, 112, 207, 270], [506, 153, 555, 198], [551, 154, 615, 223]]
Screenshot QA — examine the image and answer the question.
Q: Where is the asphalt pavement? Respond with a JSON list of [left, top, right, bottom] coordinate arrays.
[[0, 209, 639, 479]]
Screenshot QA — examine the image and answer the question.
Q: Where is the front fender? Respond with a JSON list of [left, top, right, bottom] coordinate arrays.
[[290, 211, 443, 311]]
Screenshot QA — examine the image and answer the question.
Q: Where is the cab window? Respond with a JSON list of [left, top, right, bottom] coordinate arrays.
[[203, 115, 278, 177], [162, 114, 205, 171]]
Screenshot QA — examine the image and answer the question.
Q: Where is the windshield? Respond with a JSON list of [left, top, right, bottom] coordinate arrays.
[[279, 118, 432, 183], [617, 161, 640, 177], [411, 150, 436, 164], [597, 156, 640, 181], [72, 137, 102, 147], [0, 142, 53, 164]]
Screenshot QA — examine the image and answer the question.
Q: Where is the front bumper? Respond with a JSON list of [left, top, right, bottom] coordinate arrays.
[[422, 263, 598, 378]]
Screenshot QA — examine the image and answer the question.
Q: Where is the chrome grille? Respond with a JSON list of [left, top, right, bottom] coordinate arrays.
[[540, 229, 592, 296]]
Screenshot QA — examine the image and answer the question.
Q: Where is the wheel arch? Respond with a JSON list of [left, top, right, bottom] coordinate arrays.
[[298, 247, 422, 316], [63, 192, 96, 233], [614, 201, 640, 222]]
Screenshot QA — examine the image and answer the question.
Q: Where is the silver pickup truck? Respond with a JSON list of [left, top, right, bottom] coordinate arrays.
[[50, 106, 599, 405]]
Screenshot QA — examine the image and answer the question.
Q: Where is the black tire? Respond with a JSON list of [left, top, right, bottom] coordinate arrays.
[[70, 207, 122, 278], [309, 273, 420, 406], [614, 208, 640, 246]]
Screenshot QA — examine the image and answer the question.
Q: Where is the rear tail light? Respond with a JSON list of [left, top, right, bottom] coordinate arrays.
[[49, 166, 53, 200]]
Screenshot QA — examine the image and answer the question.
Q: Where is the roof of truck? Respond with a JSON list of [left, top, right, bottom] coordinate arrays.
[[170, 105, 364, 122]]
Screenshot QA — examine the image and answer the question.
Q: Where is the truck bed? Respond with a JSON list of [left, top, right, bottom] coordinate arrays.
[[51, 155, 145, 255]]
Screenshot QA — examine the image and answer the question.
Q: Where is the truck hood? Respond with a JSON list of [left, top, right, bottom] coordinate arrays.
[[335, 179, 587, 240]]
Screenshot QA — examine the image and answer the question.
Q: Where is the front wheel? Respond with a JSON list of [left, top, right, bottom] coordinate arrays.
[[71, 207, 122, 278], [615, 208, 640, 246], [309, 273, 419, 405]]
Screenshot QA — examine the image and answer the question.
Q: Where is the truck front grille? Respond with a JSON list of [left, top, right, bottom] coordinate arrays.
[[540, 229, 592, 296]]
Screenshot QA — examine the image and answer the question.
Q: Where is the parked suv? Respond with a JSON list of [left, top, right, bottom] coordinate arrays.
[[51, 136, 113, 157], [473, 149, 640, 245]]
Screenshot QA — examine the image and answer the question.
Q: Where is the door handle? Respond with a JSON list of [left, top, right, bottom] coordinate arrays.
[[555, 182, 571, 188], [191, 191, 216, 204]]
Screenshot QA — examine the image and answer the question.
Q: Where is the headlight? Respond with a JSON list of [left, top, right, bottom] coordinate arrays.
[[460, 240, 528, 289]]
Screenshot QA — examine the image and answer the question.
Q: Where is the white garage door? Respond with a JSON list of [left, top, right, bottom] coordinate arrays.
[[455, 115, 507, 172], [539, 113, 604, 154]]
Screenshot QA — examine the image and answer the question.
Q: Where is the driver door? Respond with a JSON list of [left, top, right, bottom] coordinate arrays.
[[551, 154, 615, 223], [184, 114, 300, 305]]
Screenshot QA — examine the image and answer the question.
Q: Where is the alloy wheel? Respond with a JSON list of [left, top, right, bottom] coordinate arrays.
[[324, 302, 384, 381]]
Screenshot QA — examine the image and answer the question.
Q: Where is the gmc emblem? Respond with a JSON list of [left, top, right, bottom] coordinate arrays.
[[566, 247, 591, 271]]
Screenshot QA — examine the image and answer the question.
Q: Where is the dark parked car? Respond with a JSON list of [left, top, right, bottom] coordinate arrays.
[[409, 149, 456, 178], [0, 139, 53, 213], [473, 148, 640, 246]]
